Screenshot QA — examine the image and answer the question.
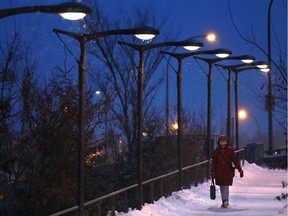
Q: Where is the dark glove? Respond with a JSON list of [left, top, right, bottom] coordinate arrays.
[[240, 170, 244, 178]]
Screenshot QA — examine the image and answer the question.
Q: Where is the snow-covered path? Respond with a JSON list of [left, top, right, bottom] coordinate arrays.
[[118, 162, 287, 216]]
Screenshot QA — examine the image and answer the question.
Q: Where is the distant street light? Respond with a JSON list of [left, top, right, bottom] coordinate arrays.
[[215, 63, 269, 149], [54, 26, 159, 216], [206, 33, 217, 42], [118, 38, 203, 207], [172, 121, 179, 131], [161, 48, 232, 187], [238, 109, 260, 142], [0, 2, 91, 20], [185, 32, 217, 43]]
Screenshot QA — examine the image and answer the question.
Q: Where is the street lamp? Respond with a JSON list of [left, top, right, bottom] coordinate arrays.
[[0, 2, 91, 20], [161, 48, 232, 189], [117, 39, 203, 208], [165, 33, 217, 136], [211, 56, 256, 147], [193, 55, 255, 158], [214, 61, 270, 148], [54, 26, 159, 216], [215, 63, 269, 149]]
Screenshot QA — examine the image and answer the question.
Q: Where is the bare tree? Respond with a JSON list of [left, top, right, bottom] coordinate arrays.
[[82, 1, 177, 164], [0, 32, 41, 214]]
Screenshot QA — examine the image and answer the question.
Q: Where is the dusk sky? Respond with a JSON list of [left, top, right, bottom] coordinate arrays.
[[0, 0, 287, 150]]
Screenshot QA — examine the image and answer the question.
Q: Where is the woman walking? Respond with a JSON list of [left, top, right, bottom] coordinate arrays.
[[211, 135, 244, 208]]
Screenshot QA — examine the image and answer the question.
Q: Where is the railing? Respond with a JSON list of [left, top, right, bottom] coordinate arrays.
[[50, 148, 245, 216]]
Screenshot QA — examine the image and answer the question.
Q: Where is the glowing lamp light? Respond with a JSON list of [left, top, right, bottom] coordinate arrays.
[[135, 34, 156, 40], [260, 68, 270, 73], [183, 45, 202, 51], [59, 12, 86, 20], [238, 109, 247, 119], [216, 53, 230, 58], [241, 59, 254, 63], [257, 64, 269, 69], [172, 122, 178, 130], [206, 33, 216, 42]]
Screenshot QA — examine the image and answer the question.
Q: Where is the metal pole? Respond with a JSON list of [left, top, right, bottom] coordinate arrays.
[[137, 50, 144, 208], [207, 63, 212, 160], [78, 37, 86, 216], [176, 59, 183, 190], [234, 72, 239, 149], [267, 0, 274, 154], [227, 69, 232, 147], [166, 60, 170, 136], [207, 62, 213, 178]]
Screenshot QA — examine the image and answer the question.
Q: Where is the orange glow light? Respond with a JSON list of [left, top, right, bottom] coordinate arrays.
[[172, 122, 178, 130], [238, 109, 247, 119], [206, 33, 216, 42]]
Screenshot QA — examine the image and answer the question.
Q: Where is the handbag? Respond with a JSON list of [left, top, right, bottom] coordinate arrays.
[[210, 178, 216, 200]]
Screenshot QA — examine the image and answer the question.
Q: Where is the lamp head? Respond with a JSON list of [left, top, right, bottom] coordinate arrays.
[[57, 2, 92, 20], [182, 39, 203, 51], [0, 2, 92, 19], [216, 53, 229, 58], [239, 55, 256, 63], [256, 63, 269, 69], [213, 48, 232, 58], [260, 68, 270, 73], [132, 26, 159, 40]]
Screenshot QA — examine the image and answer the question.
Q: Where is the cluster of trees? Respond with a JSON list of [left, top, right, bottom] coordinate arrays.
[[0, 3, 206, 215]]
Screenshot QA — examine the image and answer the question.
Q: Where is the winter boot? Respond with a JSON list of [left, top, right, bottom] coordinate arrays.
[[221, 200, 229, 208]]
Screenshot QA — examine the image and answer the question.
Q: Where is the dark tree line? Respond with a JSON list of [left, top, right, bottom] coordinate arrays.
[[0, 32, 106, 215]]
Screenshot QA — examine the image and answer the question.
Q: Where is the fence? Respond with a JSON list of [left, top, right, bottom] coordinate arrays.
[[50, 148, 245, 216]]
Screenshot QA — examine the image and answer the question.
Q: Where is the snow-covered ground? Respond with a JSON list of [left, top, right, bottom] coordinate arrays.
[[117, 162, 287, 216]]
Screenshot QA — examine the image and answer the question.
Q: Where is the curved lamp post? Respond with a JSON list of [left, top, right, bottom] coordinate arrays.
[[54, 26, 159, 216], [0, 2, 92, 20], [215, 63, 269, 149], [160, 48, 232, 188], [165, 33, 217, 136], [118, 39, 203, 208], [192, 55, 255, 157], [183, 33, 217, 43]]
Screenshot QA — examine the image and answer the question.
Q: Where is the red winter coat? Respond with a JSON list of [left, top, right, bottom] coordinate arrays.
[[211, 145, 242, 186]]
